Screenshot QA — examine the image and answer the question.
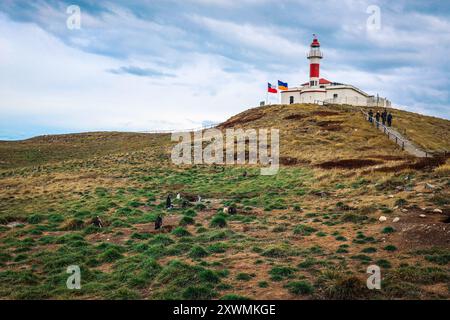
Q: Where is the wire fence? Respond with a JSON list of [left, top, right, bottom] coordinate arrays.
[[137, 123, 220, 134]]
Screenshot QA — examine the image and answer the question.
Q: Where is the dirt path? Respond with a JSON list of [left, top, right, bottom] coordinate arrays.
[[376, 124, 428, 158], [361, 109, 429, 158]]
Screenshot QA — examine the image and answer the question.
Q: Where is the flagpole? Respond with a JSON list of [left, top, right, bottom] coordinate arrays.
[[278, 81, 280, 105], [279, 85, 281, 105]]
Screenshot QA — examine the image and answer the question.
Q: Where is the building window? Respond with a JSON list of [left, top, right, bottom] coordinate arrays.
[[289, 96, 294, 104], [333, 94, 338, 99]]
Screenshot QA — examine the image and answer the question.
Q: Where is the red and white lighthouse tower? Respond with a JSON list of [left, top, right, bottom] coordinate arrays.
[[307, 34, 323, 88]]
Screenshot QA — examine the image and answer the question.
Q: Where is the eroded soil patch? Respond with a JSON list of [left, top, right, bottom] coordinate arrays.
[[317, 159, 382, 169]]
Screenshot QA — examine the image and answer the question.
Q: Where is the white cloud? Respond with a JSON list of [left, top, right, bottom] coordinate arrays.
[[0, 13, 270, 136], [190, 15, 309, 59], [0, 0, 449, 140]]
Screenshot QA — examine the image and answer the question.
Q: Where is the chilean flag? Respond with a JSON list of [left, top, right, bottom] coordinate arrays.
[[267, 83, 278, 93]]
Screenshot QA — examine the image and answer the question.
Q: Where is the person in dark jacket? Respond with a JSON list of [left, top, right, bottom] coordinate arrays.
[[387, 113, 393, 127], [368, 110, 374, 123], [382, 109, 387, 125], [375, 111, 381, 128]]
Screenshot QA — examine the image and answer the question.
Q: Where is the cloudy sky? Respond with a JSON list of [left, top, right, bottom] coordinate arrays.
[[0, 0, 449, 140]]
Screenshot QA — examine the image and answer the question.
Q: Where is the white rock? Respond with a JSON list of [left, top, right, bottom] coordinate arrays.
[[425, 183, 435, 189], [402, 209, 408, 213], [6, 222, 23, 228], [421, 207, 427, 211], [379, 216, 387, 222], [433, 209, 443, 214], [388, 195, 394, 198], [393, 217, 400, 223], [223, 207, 229, 214], [176, 193, 181, 199], [419, 214, 426, 218]]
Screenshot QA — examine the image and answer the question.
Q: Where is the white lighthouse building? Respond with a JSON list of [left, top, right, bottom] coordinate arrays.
[[281, 35, 391, 107]]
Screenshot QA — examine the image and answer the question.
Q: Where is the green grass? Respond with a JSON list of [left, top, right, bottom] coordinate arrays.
[[0, 104, 449, 300], [210, 215, 227, 228], [269, 266, 296, 281], [293, 224, 317, 236], [286, 281, 314, 295]]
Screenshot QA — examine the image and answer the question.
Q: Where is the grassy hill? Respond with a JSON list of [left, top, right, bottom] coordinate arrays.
[[0, 104, 449, 300], [0, 132, 171, 170]]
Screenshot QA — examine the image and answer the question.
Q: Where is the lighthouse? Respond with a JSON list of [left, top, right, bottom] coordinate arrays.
[[307, 35, 323, 88], [279, 35, 391, 107]]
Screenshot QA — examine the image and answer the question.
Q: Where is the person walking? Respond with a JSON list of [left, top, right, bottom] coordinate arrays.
[[387, 113, 393, 127], [382, 109, 387, 126], [375, 111, 381, 128], [368, 109, 374, 123]]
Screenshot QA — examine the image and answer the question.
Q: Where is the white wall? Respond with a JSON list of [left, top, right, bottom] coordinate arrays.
[[281, 91, 302, 104], [300, 91, 326, 104], [281, 86, 390, 107], [281, 90, 326, 104]]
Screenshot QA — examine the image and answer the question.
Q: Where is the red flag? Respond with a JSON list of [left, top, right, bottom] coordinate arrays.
[[267, 83, 277, 93]]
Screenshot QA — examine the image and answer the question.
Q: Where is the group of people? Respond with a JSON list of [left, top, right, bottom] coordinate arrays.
[[368, 109, 393, 127]]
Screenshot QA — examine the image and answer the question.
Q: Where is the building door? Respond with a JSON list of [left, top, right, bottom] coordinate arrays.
[[289, 96, 294, 104]]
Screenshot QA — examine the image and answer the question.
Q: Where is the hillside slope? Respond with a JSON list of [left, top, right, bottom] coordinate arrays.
[[2, 103, 448, 170], [0, 104, 449, 300], [0, 132, 170, 170]]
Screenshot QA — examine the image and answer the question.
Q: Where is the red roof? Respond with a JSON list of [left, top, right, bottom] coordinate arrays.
[[302, 78, 332, 86], [311, 38, 320, 47]]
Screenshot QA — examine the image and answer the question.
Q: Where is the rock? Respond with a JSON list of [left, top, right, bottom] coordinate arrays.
[[313, 191, 329, 198], [393, 217, 400, 223], [388, 195, 394, 198], [6, 221, 23, 228], [425, 183, 435, 190], [421, 207, 427, 211], [433, 209, 443, 214], [379, 216, 387, 222], [402, 209, 408, 213], [223, 207, 229, 214], [419, 214, 426, 218], [393, 206, 399, 210]]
